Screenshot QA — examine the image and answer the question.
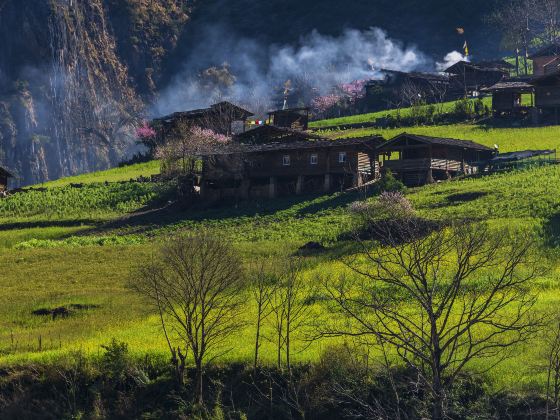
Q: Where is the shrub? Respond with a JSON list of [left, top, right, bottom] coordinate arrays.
[[350, 191, 414, 221], [100, 339, 131, 384], [373, 170, 406, 194]]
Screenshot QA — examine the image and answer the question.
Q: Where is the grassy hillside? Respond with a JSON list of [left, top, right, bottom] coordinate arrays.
[[2, 121, 560, 392]]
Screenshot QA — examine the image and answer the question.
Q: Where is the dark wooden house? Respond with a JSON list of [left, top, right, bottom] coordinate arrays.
[[444, 61, 509, 94], [481, 80, 534, 116], [0, 166, 13, 192], [267, 108, 310, 130], [529, 43, 560, 76], [532, 71, 560, 121], [376, 133, 495, 186], [199, 130, 382, 201], [365, 70, 456, 111], [151, 101, 254, 148]]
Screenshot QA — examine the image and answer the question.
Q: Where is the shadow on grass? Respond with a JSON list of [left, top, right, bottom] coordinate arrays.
[[0, 219, 102, 232], [83, 190, 365, 236], [543, 213, 560, 248]]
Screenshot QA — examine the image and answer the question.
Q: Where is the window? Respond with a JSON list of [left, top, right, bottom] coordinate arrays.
[[338, 152, 347, 163], [310, 154, 318, 165], [282, 155, 291, 166]]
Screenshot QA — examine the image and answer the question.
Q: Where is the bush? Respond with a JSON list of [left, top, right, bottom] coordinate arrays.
[[350, 191, 414, 222], [373, 170, 406, 194]]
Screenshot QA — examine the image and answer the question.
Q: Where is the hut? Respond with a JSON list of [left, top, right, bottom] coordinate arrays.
[[529, 42, 560, 76], [376, 133, 495, 186], [444, 61, 509, 94], [151, 102, 254, 147], [0, 166, 13, 193], [480, 80, 534, 116], [532, 70, 560, 122], [199, 131, 382, 201], [267, 108, 310, 130]]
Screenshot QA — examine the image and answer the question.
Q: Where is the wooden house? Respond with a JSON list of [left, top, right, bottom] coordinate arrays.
[[376, 133, 495, 186], [444, 61, 509, 94], [529, 43, 560, 76], [199, 129, 382, 201], [481, 80, 534, 116], [532, 71, 560, 122], [365, 70, 456, 111], [267, 108, 310, 130], [151, 101, 254, 148], [0, 166, 13, 192]]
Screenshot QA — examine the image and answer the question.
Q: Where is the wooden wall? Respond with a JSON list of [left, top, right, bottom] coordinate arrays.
[[535, 86, 560, 107]]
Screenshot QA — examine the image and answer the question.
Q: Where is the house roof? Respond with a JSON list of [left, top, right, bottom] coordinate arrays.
[[490, 149, 556, 163], [203, 134, 383, 156], [480, 80, 534, 92], [529, 42, 560, 59], [378, 133, 494, 152], [444, 61, 509, 74], [154, 101, 254, 123], [366, 69, 451, 86], [530, 69, 560, 85], [0, 167, 13, 178], [234, 125, 323, 145], [267, 107, 310, 115]]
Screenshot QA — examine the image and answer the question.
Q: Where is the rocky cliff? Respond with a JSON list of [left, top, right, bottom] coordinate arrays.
[[0, 0, 190, 185]]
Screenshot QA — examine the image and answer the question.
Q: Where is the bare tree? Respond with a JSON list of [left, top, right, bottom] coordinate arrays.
[[250, 259, 278, 369], [320, 219, 542, 419], [269, 257, 313, 370], [132, 231, 245, 404]]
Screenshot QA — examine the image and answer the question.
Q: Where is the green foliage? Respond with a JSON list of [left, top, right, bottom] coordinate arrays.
[[100, 339, 130, 383], [0, 182, 170, 221]]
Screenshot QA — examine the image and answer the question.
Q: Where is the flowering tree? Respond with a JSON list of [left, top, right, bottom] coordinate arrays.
[[340, 79, 367, 104], [312, 79, 367, 118], [136, 121, 157, 140], [156, 126, 231, 178], [311, 94, 342, 118]]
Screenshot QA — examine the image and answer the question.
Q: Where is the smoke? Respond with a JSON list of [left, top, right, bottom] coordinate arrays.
[[436, 50, 468, 72], [154, 27, 430, 117]]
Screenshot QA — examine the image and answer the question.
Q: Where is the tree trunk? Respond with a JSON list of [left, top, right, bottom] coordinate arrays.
[[254, 309, 262, 369], [196, 358, 204, 404]]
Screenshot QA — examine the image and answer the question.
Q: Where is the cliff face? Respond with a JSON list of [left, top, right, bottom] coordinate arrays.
[[0, 0, 190, 185]]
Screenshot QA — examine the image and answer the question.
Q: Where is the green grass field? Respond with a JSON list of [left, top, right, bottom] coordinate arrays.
[[2, 119, 560, 393]]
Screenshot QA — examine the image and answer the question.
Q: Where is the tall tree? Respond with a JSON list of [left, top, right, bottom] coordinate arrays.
[[133, 231, 245, 404], [321, 219, 542, 419]]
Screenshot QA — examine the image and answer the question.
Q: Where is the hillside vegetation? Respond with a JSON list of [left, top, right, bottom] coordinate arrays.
[[1, 117, 560, 396]]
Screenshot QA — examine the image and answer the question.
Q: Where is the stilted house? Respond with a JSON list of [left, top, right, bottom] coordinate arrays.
[[151, 102, 254, 149], [199, 126, 382, 201], [0, 166, 13, 192], [376, 133, 495, 186], [444, 61, 509, 94], [480, 80, 534, 116], [529, 43, 560, 76], [365, 70, 456, 111], [267, 108, 310, 130]]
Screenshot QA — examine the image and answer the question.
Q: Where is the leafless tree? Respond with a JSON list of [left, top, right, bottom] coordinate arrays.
[[320, 219, 542, 419], [132, 231, 245, 404], [269, 257, 313, 370], [544, 317, 560, 419], [250, 259, 279, 369]]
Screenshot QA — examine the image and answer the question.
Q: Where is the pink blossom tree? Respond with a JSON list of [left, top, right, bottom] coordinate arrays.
[[156, 126, 232, 177], [136, 121, 156, 140]]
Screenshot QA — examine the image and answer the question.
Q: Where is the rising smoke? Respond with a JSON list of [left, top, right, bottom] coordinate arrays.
[[154, 27, 433, 117], [436, 50, 468, 71]]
